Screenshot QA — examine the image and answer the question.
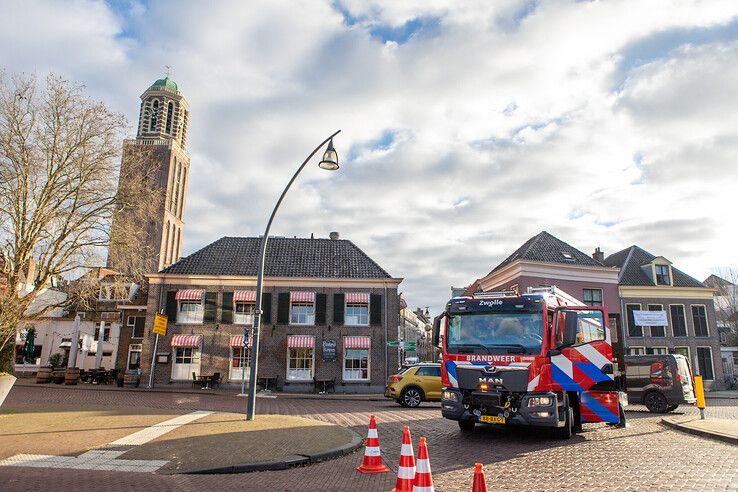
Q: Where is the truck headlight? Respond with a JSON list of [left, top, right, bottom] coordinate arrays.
[[442, 390, 458, 402], [527, 396, 553, 407]]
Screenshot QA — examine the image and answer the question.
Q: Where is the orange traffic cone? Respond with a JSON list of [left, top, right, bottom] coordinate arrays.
[[393, 426, 416, 492], [472, 463, 488, 492], [356, 415, 389, 474], [412, 437, 434, 492]]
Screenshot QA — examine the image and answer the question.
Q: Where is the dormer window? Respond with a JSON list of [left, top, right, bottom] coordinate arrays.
[[560, 252, 575, 262], [655, 264, 671, 285]]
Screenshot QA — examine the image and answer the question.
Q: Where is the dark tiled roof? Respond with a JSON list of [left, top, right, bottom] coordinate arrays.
[[160, 237, 392, 278], [603, 245, 705, 288], [491, 231, 601, 273]]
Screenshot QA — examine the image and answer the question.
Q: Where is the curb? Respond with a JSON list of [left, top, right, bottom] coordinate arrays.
[[179, 427, 364, 475], [661, 418, 738, 446]]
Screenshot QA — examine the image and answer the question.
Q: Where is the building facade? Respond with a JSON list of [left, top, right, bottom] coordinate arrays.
[[604, 246, 724, 389], [140, 236, 402, 392], [107, 77, 191, 273]]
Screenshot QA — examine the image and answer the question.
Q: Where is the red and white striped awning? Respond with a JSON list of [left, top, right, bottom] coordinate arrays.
[[234, 290, 256, 302], [229, 335, 252, 347], [176, 289, 203, 301], [345, 292, 370, 304], [171, 335, 202, 347], [290, 291, 315, 303], [287, 335, 315, 348], [344, 336, 371, 349]]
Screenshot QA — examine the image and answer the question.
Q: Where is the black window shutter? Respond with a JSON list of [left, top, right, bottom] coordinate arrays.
[[261, 293, 272, 324], [370, 294, 382, 326], [315, 293, 327, 325], [277, 293, 290, 324], [165, 291, 177, 323], [333, 293, 345, 325], [204, 291, 217, 323], [221, 292, 233, 324]]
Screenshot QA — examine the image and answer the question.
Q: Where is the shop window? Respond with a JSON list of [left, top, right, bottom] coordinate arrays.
[[234, 302, 256, 325], [628, 347, 645, 355], [343, 349, 369, 380], [287, 347, 314, 380], [230, 346, 251, 380], [179, 300, 204, 324], [175, 347, 194, 364]]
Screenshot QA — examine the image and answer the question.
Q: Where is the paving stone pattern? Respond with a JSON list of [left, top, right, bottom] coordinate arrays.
[[1, 386, 737, 491]]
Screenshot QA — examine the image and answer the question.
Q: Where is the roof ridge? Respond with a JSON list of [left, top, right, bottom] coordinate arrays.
[[617, 246, 635, 282]]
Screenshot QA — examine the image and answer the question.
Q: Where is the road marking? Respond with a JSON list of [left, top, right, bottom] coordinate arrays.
[[109, 410, 212, 446], [0, 450, 169, 472]]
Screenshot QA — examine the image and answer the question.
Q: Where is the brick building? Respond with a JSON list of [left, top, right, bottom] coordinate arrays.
[[140, 235, 402, 392], [604, 246, 724, 389]]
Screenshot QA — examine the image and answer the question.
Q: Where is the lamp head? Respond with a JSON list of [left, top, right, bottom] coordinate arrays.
[[318, 139, 339, 170]]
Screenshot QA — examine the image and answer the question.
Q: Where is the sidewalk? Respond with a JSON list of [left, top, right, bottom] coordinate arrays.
[[705, 390, 738, 400], [0, 406, 361, 474], [662, 416, 738, 445], [14, 378, 386, 401]]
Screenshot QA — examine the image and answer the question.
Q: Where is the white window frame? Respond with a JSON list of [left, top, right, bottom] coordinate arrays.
[[625, 303, 643, 337], [178, 299, 204, 324], [627, 346, 645, 355], [343, 346, 370, 381], [127, 315, 135, 326], [669, 304, 688, 337], [174, 347, 195, 364], [290, 302, 315, 325], [286, 346, 315, 381], [127, 344, 142, 370], [648, 346, 668, 355], [646, 303, 666, 337], [691, 304, 710, 337], [229, 346, 251, 380], [345, 302, 369, 326], [696, 346, 715, 381], [234, 301, 256, 325], [654, 263, 672, 286]]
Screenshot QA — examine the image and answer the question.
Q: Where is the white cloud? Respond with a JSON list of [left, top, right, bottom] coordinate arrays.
[[2, 0, 738, 312]]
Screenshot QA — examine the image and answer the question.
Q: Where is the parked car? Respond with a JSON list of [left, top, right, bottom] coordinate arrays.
[[385, 363, 442, 407], [625, 354, 696, 413]]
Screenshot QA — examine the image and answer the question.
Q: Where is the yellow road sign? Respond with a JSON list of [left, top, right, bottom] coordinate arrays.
[[152, 313, 168, 336]]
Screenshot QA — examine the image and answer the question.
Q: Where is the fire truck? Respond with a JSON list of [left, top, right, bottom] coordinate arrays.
[[433, 286, 626, 438]]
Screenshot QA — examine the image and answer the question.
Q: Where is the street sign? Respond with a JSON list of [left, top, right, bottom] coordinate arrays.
[[387, 341, 417, 349], [387, 341, 401, 347], [152, 313, 168, 336]]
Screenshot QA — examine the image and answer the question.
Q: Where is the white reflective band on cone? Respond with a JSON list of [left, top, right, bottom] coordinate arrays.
[[365, 447, 381, 457], [413, 487, 434, 492], [398, 466, 415, 479], [416, 459, 430, 473], [401, 443, 413, 455], [368, 429, 378, 438]]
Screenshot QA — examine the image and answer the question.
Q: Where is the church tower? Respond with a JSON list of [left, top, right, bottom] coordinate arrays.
[[108, 77, 191, 273]]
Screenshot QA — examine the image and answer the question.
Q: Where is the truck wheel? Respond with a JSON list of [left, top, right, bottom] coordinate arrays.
[[459, 419, 475, 432], [644, 391, 668, 413], [553, 407, 573, 439], [401, 387, 423, 408]]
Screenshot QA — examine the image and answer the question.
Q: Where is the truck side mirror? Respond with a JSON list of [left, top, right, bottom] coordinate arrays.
[[559, 311, 579, 348], [432, 316, 441, 347]]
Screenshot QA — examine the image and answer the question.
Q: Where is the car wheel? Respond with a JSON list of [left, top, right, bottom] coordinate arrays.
[[397, 398, 406, 407], [401, 387, 423, 408], [666, 404, 679, 412], [644, 391, 669, 413], [459, 419, 475, 432]]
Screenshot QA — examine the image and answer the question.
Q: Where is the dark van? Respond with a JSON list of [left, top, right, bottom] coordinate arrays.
[[625, 354, 696, 413]]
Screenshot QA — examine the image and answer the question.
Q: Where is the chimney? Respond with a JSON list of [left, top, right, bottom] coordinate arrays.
[[592, 247, 605, 263], [329, 231, 340, 240]]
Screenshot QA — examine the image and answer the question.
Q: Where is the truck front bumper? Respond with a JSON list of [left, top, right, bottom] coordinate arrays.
[[441, 389, 566, 428]]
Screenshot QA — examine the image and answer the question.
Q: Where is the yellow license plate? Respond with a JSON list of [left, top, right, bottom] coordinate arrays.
[[480, 415, 505, 424]]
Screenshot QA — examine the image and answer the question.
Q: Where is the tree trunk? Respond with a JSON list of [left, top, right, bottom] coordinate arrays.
[[0, 342, 14, 375]]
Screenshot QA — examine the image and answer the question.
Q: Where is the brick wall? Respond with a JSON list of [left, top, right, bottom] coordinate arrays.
[[140, 282, 400, 391]]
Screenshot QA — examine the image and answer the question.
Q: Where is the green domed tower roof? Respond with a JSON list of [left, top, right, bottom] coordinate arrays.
[[150, 77, 178, 93]]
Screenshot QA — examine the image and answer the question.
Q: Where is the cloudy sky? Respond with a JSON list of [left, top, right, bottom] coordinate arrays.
[[2, 0, 738, 312]]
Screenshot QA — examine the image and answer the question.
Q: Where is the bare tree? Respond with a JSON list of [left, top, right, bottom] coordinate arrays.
[[706, 268, 738, 346], [0, 73, 161, 372]]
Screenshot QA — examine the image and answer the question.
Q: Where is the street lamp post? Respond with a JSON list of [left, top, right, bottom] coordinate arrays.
[[245, 130, 341, 421]]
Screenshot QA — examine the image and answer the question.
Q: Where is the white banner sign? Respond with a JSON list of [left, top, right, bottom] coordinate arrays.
[[633, 310, 668, 326]]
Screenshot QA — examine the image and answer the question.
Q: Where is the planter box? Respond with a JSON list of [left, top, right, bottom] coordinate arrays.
[[0, 375, 17, 408]]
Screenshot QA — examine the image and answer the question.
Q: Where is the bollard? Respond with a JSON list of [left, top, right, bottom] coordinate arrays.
[[694, 375, 705, 420]]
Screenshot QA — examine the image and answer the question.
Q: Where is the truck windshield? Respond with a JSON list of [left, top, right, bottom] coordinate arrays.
[[447, 312, 543, 355]]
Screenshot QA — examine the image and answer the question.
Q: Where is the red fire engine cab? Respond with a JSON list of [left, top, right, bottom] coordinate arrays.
[[433, 286, 626, 438]]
